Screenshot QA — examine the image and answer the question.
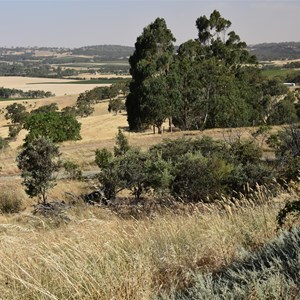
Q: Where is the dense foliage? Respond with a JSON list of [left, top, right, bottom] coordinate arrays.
[[95, 131, 278, 202], [23, 111, 81, 143], [126, 11, 297, 132]]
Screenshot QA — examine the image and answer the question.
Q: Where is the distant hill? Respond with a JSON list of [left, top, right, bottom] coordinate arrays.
[[248, 42, 300, 61], [71, 45, 134, 61]]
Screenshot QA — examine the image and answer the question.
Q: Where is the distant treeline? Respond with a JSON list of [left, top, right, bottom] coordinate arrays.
[[0, 87, 54, 99], [0, 62, 78, 78], [71, 45, 134, 60], [248, 42, 300, 61]]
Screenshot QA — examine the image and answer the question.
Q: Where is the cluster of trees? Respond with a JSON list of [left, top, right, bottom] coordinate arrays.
[[95, 131, 260, 201], [4, 102, 81, 142], [126, 11, 297, 133], [0, 87, 54, 99], [94, 127, 300, 202], [71, 45, 133, 61], [0, 62, 76, 78], [74, 80, 129, 117]]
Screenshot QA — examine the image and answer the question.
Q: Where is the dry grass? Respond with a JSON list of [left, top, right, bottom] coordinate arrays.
[[0, 79, 297, 298], [0, 184, 294, 299]]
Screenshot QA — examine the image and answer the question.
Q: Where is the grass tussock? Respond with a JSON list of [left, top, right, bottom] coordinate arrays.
[[0, 184, 293, 299]]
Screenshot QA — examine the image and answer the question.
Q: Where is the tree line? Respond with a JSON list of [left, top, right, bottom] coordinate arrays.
[[0, 87, 54, 99]]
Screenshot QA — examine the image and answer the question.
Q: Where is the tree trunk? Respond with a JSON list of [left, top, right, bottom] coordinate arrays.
[[169, 117, 173, 132]]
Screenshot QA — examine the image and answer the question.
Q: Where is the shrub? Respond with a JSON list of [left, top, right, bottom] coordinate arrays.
[[8, 124, 22, 139], [171, 153, 233, 202], [63, 160, 82, 180], [0, 191, 23, 213]]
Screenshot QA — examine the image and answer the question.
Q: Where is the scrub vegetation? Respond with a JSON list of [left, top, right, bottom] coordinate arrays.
[[1, 9, 300, 300]]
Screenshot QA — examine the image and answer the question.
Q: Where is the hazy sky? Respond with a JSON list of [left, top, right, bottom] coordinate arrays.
[[0, 0, 299, 48]]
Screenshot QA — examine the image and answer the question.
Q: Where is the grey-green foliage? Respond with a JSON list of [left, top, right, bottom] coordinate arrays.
[[267, 125, 300, 182], [8, 124, 22, 140], [16, 136, 61, 204], [161, 228, 300, 300], [96, 131, 172, 200]]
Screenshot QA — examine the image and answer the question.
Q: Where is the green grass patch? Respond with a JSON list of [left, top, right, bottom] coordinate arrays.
[[261, 68, 295, 79]]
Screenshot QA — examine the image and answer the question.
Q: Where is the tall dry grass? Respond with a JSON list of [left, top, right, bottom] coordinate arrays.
[[0, 184, 294, 299]]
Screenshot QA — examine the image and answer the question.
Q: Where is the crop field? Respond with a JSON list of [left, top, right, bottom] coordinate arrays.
[[0, 76, 111, 96]]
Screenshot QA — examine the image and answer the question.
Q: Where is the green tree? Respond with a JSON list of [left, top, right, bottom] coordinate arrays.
[[5, 103, 28, 124], [170, 11, 259, 130], [126, 17, 176, 132], [8, 124, 22, 140], [24, 112, 81, 143], [31, 103, 59, 114], [268, 92, 298, 125], [63, 160, 82, 180], [75, 91, 95, 117], [108, 98, 125, 115], [16, 137, 61, 204], [267, 125, 300, 182], [114, 129, 130, 156]]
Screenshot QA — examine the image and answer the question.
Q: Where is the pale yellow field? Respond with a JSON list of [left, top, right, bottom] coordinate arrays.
[[0, 76, 110, 96]]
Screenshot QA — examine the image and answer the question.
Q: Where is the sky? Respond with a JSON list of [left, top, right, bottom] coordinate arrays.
[[0, 0, 299, 48]]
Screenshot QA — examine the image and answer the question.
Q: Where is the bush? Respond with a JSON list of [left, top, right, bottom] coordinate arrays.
[[0, 191, 23, 213], [171, 153, 233, 202], [63, 160, 82, 180]]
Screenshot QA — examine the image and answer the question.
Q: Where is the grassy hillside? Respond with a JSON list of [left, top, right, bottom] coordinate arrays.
[[0, 88, 299, 298]]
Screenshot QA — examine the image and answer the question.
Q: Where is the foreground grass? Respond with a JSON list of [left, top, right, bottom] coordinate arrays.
[[0, 184, 295, 299]]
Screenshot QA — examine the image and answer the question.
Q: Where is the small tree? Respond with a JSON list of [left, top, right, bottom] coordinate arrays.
[[17, 137, 61, 204], [108, 98, 125, 115], [5, 103, 28, 124], [114, 129, 130, 156], [8, 124, 22, 140], [24, 112, 81, 143]]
